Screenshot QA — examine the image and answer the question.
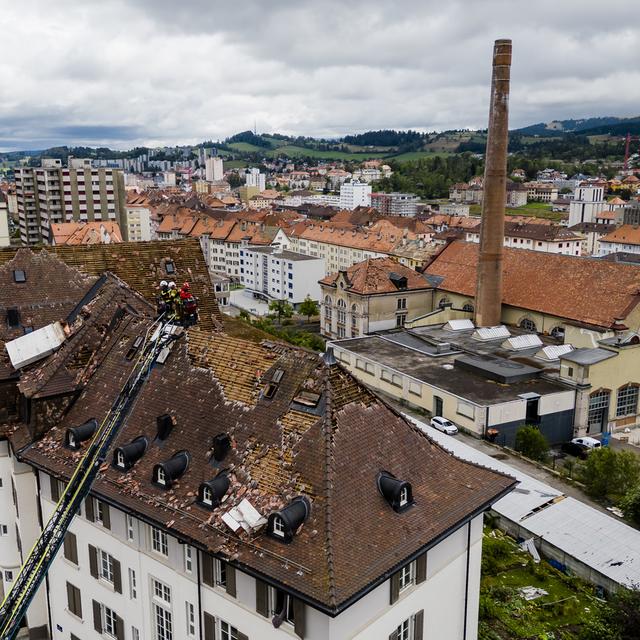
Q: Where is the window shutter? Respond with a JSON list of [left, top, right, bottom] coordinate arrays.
[[203, 612, 216, 640], [112, 558, 122, 594], [50, 476, 60, 502], [115, 614, 125, 640], [64, 532, 78, 565], [66, 582, 74, 614], [101, 503, 111, 530], [202, 554, 214, 587], [225, 563, 236, 598], [389, 630, 399, 640], [88, 544, 98, 579], [92, 600, 102, 633], [413, 610, 424, 640], [293, 597, 306, 639], [255, 579, 269, 617], [415, 552, 427, 584], [389, 570, 401, 604], [85, 497, 95, 522]]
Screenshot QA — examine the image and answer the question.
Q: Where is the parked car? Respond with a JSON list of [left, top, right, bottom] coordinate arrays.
[[430, 416, 459, 435], [571, 436, 602, 450], [560, 441, 589, 459]]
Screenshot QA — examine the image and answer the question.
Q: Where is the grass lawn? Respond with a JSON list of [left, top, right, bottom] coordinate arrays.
[[227, 141, 271, 153], [480, 529, 599, 640]]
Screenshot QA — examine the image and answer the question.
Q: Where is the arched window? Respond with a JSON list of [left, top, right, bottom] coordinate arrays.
[[588, 389, 610, 433], [337, 299, 346, 325], [324, 295, 332, 320], [550, 326, 565, 340], [462, 302, 474, 313], [616, 385, 639, 417], [519, 318, 537, 332], [351, 304, 358, 336], [438, 297, 450, 309]]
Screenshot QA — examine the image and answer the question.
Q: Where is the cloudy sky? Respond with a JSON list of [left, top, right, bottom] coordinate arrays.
[[1, 0, 639, 150]]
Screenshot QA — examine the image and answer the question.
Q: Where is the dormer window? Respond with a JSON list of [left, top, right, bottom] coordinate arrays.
[[153, 451, 190, 489], [157, 467, 166, 486], [267, 497, 310, 543], [198, 472, 230, 510], [113, 436, 148, 471], [116, 451, 125, 467], [272, 516, 285, 538], [202, 485, 213, 506], [65, 419, 98, 450], [377, 471, 413, 513]]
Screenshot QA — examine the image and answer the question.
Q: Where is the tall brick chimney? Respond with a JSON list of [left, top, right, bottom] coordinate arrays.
[[474, 39, 512, 327]]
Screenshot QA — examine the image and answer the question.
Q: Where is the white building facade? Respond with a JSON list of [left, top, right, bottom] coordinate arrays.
[[339, 181, 372, 210], [205, 157, 224, 182], [245, 168, 266, 192]]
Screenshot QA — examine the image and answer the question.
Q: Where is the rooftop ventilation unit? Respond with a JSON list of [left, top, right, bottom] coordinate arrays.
[[65, 419, 98, 450], [377, 471, 413, 513], [152, 450, 190, 488], [156, 414, 174, 441], [535, 344, 574, 362], [502, 334, 543, 351], [5, 321, 66, 369], [266, 497, 311, 543], [113, 436, 148, 471], [443, 319, 475, 332], [221, 498, 267, 534], [198, 472, 230, 509], [472, 325, 511, 342]]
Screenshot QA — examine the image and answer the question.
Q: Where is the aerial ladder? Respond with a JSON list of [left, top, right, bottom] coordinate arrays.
[[0, 314, 179, 640]]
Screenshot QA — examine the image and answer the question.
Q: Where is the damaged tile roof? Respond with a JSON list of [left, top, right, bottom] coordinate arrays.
[[426, 240, 640, 329], [16, 320, 514, 614], [0, 238, 223, 331], [320, 257, 434, 295]]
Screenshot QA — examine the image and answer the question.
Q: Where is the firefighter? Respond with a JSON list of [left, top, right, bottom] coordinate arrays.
[[167, 281, 179, 317], [179, 281, 191, 301], [179, 282, 198, 326], [157, 280, 170, 315]]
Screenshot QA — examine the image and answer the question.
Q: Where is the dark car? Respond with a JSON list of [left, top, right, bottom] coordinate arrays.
[[561, 441, 589, 459]]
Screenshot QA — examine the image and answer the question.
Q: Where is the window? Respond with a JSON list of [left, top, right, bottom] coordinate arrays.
[[215, 558, 227, 588], [152, 527, 169, 556], [132, 627, 140, 640], [4, 571, 13, 582], [126, 514, 135, 541], [399, 486, 409, 507], [157, 467, 166, 486], [397, 617, 411, 640], [220, 620, 239, 640], [588, 390, 610, 433], [164, 261, 175, 274], [12, 270, 26, 283], [153, 578, 172, 605], [0, 525, 7, 535], [269, 587, 295, 626], [617, 386, 639, 417], [272, 516, 285, 538], [153, 604, 173, 640], [99, 549, 114, 583], [186, 602, 196, 637], [397, 298, 407, 310], [202, 485, 213, 506], [95, 500, 108, 527], [408, 381, 422, 396], [519, 318, 537, 332], [103, 605, 118, 638], [462, 303, 474, 313], [324, 295, 332, 321], [398, 562, 415, 591], [337, 298, 346, 324], [396, 314, 407, 327], [567, 366, 574, 377], [129, 568, 137, 599], [184, 545, 193, 574], [116, 450, 125, 467], [67, 582, 82, 618]]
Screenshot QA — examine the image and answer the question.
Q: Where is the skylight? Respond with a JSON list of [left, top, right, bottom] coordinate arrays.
[[164, 260, 175, 274], [472, 325, 511, 341], [502, 334, 543, 351], [13, 270, 26, 283], [443, 319, 475, 332]]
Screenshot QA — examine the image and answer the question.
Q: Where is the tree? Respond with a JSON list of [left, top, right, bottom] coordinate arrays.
[[580, 587, 640, 640], [514, 426, 549, 462], [579, 447, 640, 501], [227, 172, 243, 188], [299, 296, 319, 322], [268, 299, 293, 324], [620, 484, 640, 526]]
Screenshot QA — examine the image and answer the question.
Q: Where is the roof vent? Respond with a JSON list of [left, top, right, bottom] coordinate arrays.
[[267, 496, 311, 543], [322, 346, 337, 366], [13, 269, 26, 283], [152, 450, 191, 488], [377, 471, 413, 513], [389, 272, 407, 289], [212, 433, 231, 462], [65, 419, 98, 450], [113, 436, 148, 471], [156, 414, 174, 441], [198, 472, 230, 509]]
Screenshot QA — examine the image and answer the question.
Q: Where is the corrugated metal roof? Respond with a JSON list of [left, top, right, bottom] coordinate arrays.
[[502, 334, 543, 351]]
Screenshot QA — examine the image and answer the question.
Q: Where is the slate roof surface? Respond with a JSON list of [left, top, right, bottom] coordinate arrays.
[[0, 239, 223, 331], [18, 323, 515, 613], [426, 241, 640, 329]]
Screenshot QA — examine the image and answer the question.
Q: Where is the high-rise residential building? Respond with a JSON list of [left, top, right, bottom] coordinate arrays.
[[371, 192, 421, 217], [245, 167, 266, 191], [15, 159, 126, 245], [205, 157, 224, 182], [568, 183, 608, 226], [339, 180, 372, 210], [0, 191, 10, 247]]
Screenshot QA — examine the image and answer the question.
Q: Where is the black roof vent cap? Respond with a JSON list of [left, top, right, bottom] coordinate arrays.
[[377, 471, 413, 513], [198, 472, 230, 509], [65, 419, 98, 450], [212, 433, 231, 463], [153, 450, 191, 489], [113, 436, 148, 471], [267, 496, 311, 543], [156, 414, 174, 441]]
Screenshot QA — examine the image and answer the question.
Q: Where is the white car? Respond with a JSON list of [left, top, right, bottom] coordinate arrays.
[[571, 436, 602, 450], [430, 416, 459, 435]]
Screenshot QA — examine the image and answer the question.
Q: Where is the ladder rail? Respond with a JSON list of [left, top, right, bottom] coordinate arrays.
[[0, 315, 173, 640]]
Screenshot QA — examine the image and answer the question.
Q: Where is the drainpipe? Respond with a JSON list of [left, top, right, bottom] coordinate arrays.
[[197, 549, 203, 640], [463, 520, 472, 640]]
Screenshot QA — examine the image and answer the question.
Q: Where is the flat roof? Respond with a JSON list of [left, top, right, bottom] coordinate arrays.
[[335, 335, 567, 405], [560, 348, 617, 365], [244, 246, 319, 261]]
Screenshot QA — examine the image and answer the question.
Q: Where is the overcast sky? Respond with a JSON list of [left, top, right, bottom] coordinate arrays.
[[1, 0, 639, 151]]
